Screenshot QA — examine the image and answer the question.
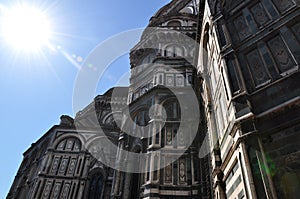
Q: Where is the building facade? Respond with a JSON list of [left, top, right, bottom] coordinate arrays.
[[198, 0, 300, 199], [7, 0, 300, 199], [7, 88, 128, 199]]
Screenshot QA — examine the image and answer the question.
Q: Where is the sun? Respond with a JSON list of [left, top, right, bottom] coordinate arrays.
[[1, 4, 52, 52]]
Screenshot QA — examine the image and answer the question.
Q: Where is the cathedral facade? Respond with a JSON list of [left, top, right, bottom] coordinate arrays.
[[7, 0, 300, 199]]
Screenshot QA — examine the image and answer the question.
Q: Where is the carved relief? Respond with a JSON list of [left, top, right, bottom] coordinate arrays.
[[67, 158, 77, 175], [51, 157, 60, 175], [272, 0, 294, 13], [60, 183, 71, 199], [42, 181, 52, 198], [166, 74, 174, 87], [166, 128, 172, 146], [165, 163, 172, 183], [66, 139, 74, 150], [176, 75, 184, 87], [179, 158, 186, 183], [73, 141, 80, 151], [234, 15, 251, 40], [251, 3, 270, 26], [268, 36, 295, 73], [52, 182, 61, 198], [56, 137, 81, 151], [57, 139, 66, 150], [178, 130, 185, 146], [246, 49, 270, 86], [59, 158, 69, 175]]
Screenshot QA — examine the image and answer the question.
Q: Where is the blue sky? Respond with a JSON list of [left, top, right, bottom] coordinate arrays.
[[0, 0, 170, 197]]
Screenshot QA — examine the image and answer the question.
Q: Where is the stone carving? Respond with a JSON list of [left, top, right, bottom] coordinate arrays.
[[51, 157, 60, 175], [178, 131, 185, 146], [52, 182, 61, 198], [272, 0, 294, 13], [234, 15, 251, 40], [57, 139, 66, 150], [56, 138, 81, 152], [165, 163, 172, 183], [42, 181, 52, 198], [59, 158, 69, 174], [251, 3, 270, 26], [179, 159, 186, 183], [166, 128, 172, 146], [268, 36, 295, 73], [166, 75, 174, 87], [59, 115, 74, 127], [68, 158, 77, 175], [176, 75, 184, 87], [73, 141, 80, 151], [246, 49, 270, 86], [61, 183, 70, 199], [66, 139, 74, 150]]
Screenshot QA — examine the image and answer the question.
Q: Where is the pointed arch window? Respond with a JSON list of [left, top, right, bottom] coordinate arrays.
[[88, 173, 104, 199]]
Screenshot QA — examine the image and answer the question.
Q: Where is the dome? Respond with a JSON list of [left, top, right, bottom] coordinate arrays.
[[149, 0, 197, 27]]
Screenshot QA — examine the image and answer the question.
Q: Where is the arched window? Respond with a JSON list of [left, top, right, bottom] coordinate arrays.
[[163, 100, 180, 120], [162, 100, 181, 148], [88, 173, 104, 199], [167, 20, 181, 27], [56, 137, 81, 152], [165, 45, 184, 57], [203, 23, 210, 67]]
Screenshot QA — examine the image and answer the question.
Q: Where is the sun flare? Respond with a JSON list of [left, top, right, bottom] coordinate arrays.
[[1, 4, 52, 52]]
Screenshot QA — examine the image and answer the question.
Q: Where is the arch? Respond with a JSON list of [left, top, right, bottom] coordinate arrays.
[[55, 137, 82, 152], [161, 98, 181, 121], [102, 111, 122, 127]]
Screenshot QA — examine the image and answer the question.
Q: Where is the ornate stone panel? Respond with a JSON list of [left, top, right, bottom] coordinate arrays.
[[178, 130, 185, 147], [165, 163, 173, 183], [251, 3, 270, 27], [51, 156, 61, 175], [73, 141, 80, 151], [179, 158, 186, 184], [166, 74, 174, 87], [176, 74, 184, 87], [234, 15, 251, 41], [51, 182, 62, 199], [272, 0, 295, 13], [60, 182, 71, 199], [246, 49, 270, 86], [66, 139, 74, 151], [267, 36, 295, 73], [42, 181, 53, 199], [166, 127, 173, 146], [57, 139, 66, 150], [67, 158, 77, 175], [59, 157, 69, 175]]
